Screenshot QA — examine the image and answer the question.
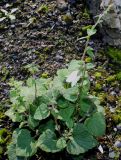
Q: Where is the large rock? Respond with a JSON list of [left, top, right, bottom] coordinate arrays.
[[86, 0, 121, 47]]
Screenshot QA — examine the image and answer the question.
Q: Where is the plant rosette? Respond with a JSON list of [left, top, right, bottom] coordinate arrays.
[[6, 60, 106, 159]]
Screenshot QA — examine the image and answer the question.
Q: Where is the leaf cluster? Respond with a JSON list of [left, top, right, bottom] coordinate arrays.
[[5, 60, 106, 159]]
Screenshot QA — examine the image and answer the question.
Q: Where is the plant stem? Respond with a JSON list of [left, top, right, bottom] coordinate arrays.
[[55, 118, 61, 135], [81, 36, 90, 61], [51, 104, 61, 135], [35, 81, 37, 99]]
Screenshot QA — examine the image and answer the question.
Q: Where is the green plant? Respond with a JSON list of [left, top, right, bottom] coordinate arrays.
[[106, 47, 121, 64], [5, 4, 113, 159], [36, 4, 48, 14], [0, 8, 18, 22], [24, 63, 39, 75], [5, 60, 106, 159], [77, 4, 113, 60]]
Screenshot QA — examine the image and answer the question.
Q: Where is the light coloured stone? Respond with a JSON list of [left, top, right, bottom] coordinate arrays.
[[86, 0, 121, 47]]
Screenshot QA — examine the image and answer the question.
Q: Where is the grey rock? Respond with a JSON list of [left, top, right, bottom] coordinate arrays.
[[114, 140, 121, 148], [57, 0, 68, 11], [86, 0, 121, 47], [55, 54, 63, 61], [117, 123, 121, 131], [109, 150, 115, 158], [11, 25, 15, 28]]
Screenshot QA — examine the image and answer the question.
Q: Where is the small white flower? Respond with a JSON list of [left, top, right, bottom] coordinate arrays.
[[66, 70, 81, 87]]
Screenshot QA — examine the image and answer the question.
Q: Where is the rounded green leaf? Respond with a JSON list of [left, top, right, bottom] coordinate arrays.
[[63, 87, 79, 102], [28, 115, 39, 129], [7, 129, 19, 160], [56, 137, 67, 149], [37, 129, 62, 153], [79, 96, 96, 116], [85, 112, 106, 136], [34, 103, 50, 120], [67, 138, 85, 155], [67, 124, 97, 155], [16, 129, 37, 157]]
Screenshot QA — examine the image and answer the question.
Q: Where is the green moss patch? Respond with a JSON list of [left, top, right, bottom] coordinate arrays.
[[106, 47, 121, 64]]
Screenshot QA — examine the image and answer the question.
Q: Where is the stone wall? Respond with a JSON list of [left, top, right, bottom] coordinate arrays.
[[86, 0, 121, 47]]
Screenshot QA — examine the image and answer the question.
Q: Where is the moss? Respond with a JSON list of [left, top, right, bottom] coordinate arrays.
[[79, 31, 83, 37], [39, 54, 47, 64], [85, 57, 92, 63], [0, 146, 3, 155], [0, 52, 3, 61], [98, 93, 107, 103], [41, 72, 48, 78], [95, 83, 102, 91], [116, 72, 121, 81], [0, 129, 10, 145], [43, 46, 53, 53], [62, 13, 73, 24], [118, 96, 121, 107], [37, 4, 48, 13], [94, 72, 102, 79], [107, 95, 115, 103], [111, 107, 121, 123], [107, 47, 121, 64], [106, 75, 116, 82], [0, 24, 6, 30], [82, 8, 90, 19], [1, 66, 9, 81], [0, 111, 6, 119]]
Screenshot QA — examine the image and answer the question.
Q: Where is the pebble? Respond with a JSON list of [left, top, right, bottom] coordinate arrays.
[[117, 124, 121, 131], [115, 87, 120, 93], [109, 151, 115, 158], [11, 25, 15, 28], [109, 107, 115, 113], [4, 47, 8, 51], [103, 86, 108, 92], [57, 50, 64, 56], [110, 91, 116, 96], [113, 127, 117, 132], [114, 141, 121, 148], [57, 0, 68, 11], [55, 55, 63, 61], [98, 145, 104, 154]]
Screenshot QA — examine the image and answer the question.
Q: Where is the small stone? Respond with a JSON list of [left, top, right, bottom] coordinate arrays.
[[110, 91, 116, 96], [4, 47, 8, 51], [11, 25, 15, 28], [115, 87, 120, 93], [117, 124, 121, 131], [103, 87, 108, 92], [98, 145, 104, 154], [55, 55, 63, 61], [109, 151, 115, 158], [57, 0, 68, 11], [57, 50, 64, 56], [68, 0, 76, 5], [114, 141, 121, 148], [109, 107, 115, 113], [113, 128, 117, 132]]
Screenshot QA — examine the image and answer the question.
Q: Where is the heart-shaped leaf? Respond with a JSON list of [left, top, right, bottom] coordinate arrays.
[[85, 112, 106, 136], [16, 129, 37, 157], [37, 129, 62, 153], [34, 103, 50, 120], [67, 124, 97, 155]]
